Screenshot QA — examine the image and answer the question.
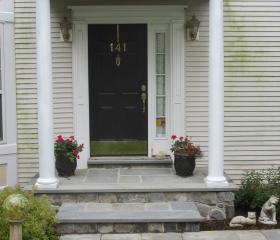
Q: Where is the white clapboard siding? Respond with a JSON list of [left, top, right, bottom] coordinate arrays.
[[223, 0, 280, 183], [15, 0, 38, 184], [185, 0, 280, 184], [185, 0, 209, 169]]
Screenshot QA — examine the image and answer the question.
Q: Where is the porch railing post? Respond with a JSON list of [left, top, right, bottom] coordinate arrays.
[[35, 0, 58, 189], [205, 0, 228, 186]]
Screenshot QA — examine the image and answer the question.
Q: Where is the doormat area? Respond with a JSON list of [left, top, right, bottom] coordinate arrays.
[[90, 141, 147, 156]]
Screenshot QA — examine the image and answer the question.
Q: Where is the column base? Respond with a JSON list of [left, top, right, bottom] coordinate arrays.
[[204, 176, 228, 187], [35, 177, 59, 189]]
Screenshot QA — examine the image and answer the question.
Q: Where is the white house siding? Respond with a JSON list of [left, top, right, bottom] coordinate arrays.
[[15, 0, 280, 184], [15, 0, 37, 184], [185, 0, 280, 183], [185, 0, 209, 168], [223, 0, 280, 182]]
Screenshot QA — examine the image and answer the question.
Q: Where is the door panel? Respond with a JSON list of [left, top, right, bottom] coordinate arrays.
[[88, 24, 148, 155]]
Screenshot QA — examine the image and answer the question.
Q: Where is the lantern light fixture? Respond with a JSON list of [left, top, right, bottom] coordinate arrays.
[[186, 15, 200, 41], [59, 9, 72, 42]]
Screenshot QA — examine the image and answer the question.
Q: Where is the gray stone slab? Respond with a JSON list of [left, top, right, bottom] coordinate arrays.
[[60, 234, 101, 240], [261, 230, 280, 240], [87, 169, 118, 177], [183, 231, 239, 240], [144, 203, 170, 211], [142, 233, 182, 240], [85, 176, 118, 184], [31, 167, 238, 193], [120, 168, 172, 176], [101, 234, 141, 240], [171, 202, 197, 211], [236, 231, 267, 240], [57, 202, 203, 223], [141, 176, 182, 184], [112, 203, 144, 211], [119, 176, 141, 184]]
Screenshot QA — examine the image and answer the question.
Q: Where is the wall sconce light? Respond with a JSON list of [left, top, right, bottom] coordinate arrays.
[[186, 15, 200, 41], [59, 9, 72, 42]]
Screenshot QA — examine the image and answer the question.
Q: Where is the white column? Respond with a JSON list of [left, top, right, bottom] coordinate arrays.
[[35, 0, 58, 189], [205, 0, 228, 186]]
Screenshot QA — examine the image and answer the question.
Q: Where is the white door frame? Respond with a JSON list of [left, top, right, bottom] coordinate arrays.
[[71, 6, 185, 168]]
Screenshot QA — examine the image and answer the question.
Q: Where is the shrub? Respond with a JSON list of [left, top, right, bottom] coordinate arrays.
[[235, 167, 280, 220], [0, 187, 58, 240]]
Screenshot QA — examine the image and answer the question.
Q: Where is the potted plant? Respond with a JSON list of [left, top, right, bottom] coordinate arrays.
[[171, 135, 201, 177], [54, 135, 84, 177]]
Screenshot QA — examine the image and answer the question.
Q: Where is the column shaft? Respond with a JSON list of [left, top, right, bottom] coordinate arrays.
[[205, 0, 228, 186], [35, 0, 58, 188]]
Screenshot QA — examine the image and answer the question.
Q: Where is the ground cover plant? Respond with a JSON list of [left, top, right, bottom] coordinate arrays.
[[235, 167, 280, 221], [0, 187, 58, 240], [201, 167, 280, 231]]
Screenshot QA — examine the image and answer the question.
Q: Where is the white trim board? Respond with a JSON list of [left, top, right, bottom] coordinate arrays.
[[72, 5, 185, 167]]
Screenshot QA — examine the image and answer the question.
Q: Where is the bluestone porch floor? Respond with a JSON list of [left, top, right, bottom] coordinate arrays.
[[28, 167, 237, 192]]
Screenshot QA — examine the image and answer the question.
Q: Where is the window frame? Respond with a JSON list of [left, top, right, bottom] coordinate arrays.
[[0, 23, 6, 144]]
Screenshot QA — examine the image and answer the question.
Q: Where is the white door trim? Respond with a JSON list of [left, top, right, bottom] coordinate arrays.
[[71, 6, 185, 167]]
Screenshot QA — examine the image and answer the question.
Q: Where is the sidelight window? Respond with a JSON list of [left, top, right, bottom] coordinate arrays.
[[155, 32, 167, 137]]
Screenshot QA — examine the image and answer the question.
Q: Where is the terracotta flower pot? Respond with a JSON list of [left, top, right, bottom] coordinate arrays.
[[174, 154, 195, 177], [55, 154, 77, 177]]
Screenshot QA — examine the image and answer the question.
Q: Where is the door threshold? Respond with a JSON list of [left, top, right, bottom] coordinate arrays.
[[90, 156, 170, 161]]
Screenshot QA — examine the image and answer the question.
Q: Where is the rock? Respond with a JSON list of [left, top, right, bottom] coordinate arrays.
[[225, 204, 235, 219], [98, 224, 114, 234], [209, 208, 226, 220], [217, 192, 235, 202], [147, 223, 164, 233], [196, 203, 210, 218]]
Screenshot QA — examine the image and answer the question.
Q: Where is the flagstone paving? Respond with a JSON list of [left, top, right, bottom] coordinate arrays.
[[27, 168, 237, 192], [60, 230, 280, 240]]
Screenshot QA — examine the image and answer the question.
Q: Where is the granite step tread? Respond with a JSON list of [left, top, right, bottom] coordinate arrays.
[[57, 202, 203, 223], [88, 158, 172, 168]]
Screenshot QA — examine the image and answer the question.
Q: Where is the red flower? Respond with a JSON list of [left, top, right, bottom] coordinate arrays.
[[171, 135, 177, 140], [73, 149, 79, 156], [69, 135, 74, 140], [56, 135, 64, 143], [179, 136, 184, 141]]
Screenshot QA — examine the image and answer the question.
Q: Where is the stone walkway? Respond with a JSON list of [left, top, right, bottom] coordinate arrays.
[[60, 230, 280, 240]]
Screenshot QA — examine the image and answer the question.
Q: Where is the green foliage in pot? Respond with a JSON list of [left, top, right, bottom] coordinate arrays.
[[235, 167, 280, 220], [170, 134, 202, 156], [0, 187, 58, 240], [55, 135, 84, 162]]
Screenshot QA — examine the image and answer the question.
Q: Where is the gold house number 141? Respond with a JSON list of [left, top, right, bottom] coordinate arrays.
[[110, 42, 127, 53]]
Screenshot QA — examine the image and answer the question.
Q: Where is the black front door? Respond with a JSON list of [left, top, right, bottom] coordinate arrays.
[[88, 24, 148, 156]]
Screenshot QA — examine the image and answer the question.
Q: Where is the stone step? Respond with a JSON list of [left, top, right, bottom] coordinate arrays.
[[88, 157, 172, 169], [57, 202, 203, 234]]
